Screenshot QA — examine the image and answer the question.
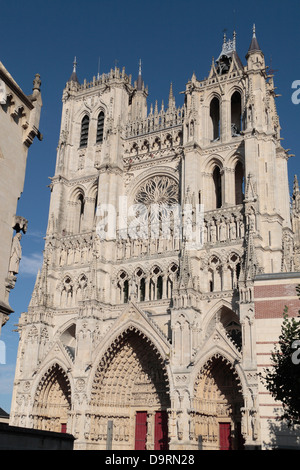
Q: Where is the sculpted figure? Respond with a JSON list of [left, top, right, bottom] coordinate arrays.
[[9, 233, 22, 275]]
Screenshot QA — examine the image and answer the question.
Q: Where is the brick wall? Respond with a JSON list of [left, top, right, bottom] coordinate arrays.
[[254, 275, 300, 319]]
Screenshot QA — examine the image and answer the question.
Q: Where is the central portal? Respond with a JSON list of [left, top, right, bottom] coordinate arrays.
[[89, 328, 170, 450], [135, 410, 168, 450]]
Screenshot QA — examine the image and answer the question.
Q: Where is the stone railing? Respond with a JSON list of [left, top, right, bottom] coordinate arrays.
[[125, 106, 184, 138], [202, 204, 245, 246]]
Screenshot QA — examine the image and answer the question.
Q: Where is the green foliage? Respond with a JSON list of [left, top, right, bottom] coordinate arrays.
[[261, 303, 300, 427]]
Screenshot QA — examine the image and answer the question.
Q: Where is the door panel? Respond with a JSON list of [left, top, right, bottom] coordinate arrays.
[[219, 422, 231, 450], [155, 411, 168, 450], [135, 411, 147, 450]]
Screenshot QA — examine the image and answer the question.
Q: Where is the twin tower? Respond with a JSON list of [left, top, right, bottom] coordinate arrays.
[[9, 29, 300, 450]]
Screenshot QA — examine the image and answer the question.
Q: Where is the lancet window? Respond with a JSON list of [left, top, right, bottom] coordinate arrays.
[[208, 255, 223, 292], [117, 270, 129, 304], [231, 91, 242, 136], [117, 263, 179, 304], [234, 161, 244, 205], [96, 111, 105, 143], [209, 97, 220, 141], [213, 166, 222, 209], [80, 115, 90, 148]]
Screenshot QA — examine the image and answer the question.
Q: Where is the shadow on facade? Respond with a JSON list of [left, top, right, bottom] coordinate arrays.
[[263, 418, 300, 450]]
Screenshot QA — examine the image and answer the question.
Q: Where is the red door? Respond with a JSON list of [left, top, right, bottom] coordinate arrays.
[[155, 411, 168, 450], [61, 423, 67, 433], [135, 412, 147, 450], [219, 423, 231, 450]]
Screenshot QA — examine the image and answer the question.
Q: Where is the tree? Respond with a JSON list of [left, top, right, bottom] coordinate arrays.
[[261, 300, 300, 427]]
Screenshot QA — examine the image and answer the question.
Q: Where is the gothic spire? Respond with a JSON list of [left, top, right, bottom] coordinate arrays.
[[168, 82, 175, 109], [69, 56, 80, 84], [137, 59, 143, 91], [293, 174, 299, 195], [178, 246, 194, 290], [246, 24, 262, 56]]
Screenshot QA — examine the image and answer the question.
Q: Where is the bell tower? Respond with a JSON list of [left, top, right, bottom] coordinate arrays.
[[10, 28, 299, 451]]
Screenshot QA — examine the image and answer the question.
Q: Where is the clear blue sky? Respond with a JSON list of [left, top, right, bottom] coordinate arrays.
[[1, 0, 300, 413]]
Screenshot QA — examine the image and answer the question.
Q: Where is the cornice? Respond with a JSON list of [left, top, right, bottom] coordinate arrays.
[[0, 62, 34, 110]]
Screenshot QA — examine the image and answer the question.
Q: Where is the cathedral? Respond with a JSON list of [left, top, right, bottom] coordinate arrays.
[[9, 27, 300, 450]]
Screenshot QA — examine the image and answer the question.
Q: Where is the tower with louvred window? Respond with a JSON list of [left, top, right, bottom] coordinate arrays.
[[10, 28, 300, 450]]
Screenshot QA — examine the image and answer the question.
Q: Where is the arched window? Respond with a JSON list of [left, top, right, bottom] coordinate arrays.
[[139, 277, 145, 302], [78, 193, 85, 232], [213, 166, 222, 209], [167, 263, 179, 299], [231, 91, 242, 136], [210, 97, 220, 141], [135, 268, 146, 302], [150, 266, 164, 301], [96, 111, 105, 144], [80, 115, 89, 148], [208, 256, 222, 292], [123, 280, 129, 303], [117, 271, 129, 304], [235, 161, 244, 205], [157, 276, 163, 300]]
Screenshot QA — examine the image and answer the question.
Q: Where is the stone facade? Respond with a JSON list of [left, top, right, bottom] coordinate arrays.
[[9, 29, 300, 450], [0, 63, 42, 333]]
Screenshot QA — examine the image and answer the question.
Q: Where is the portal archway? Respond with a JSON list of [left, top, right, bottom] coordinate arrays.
[[32, 363, 71, 433], [88, 328, 170, 450], [193, 355, 244, 450]]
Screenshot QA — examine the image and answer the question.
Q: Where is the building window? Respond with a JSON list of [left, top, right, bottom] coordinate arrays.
[[213, 166, 222, 209], [235, 161, 244, 205], [157, 276, 163, 300], [78, 194, 85, 232], [118, 271, 129, 304], [210, 97, 220, 141], [231, 91, 242, 136], [80, 115, 89, 148], [96, 111, 105, 143]]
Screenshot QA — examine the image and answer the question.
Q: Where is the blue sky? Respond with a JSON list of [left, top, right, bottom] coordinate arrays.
[[1, 0, 300, 413]]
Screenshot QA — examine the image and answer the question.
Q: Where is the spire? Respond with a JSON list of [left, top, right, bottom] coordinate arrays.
[[247, 24, 262, 56], [293, 175, 299, 195], [216, 31, 239, 75], [233, 30, 237, 50], [69, 56, 79, 84], [137, 58, 143, 91], [97, 57, 100, 80], [168, 82, 175, 109]]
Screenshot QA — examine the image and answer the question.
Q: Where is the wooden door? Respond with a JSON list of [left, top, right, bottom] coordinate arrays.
[[135, 411, 147, 450], [219, 422, 231, 450], [154, 411, 168, 450]]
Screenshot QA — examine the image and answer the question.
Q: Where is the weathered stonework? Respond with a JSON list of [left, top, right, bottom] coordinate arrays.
[[0, 63, 42, 332], [9, 30, 300, 450]]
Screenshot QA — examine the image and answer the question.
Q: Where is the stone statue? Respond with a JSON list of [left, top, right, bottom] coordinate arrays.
[[9, 232, 22, 275]]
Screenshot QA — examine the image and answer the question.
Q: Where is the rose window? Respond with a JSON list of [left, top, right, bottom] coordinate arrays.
[[134, 176, 179, 225], [135, 176, 179, 207]]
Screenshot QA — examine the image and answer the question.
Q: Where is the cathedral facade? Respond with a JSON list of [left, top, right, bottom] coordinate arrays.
[[9, 29, 300, 450]]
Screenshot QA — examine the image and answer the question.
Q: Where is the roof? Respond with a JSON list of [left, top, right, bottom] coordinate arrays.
[[246, 25, 262, 56], [0, 408, 9, 418], [68, 57, 80, 84]]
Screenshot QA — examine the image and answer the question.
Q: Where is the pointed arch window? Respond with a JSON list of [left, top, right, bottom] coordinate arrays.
[[117, 271, 129, 304], [80, 115, 89, 148], [213, 166, 222, 209], [235, 161, 244, 205], [210, 97, 220, 141], [96, 111, 105, 143], [77, 193, 85, 233], [231, 91, 242, 136]]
